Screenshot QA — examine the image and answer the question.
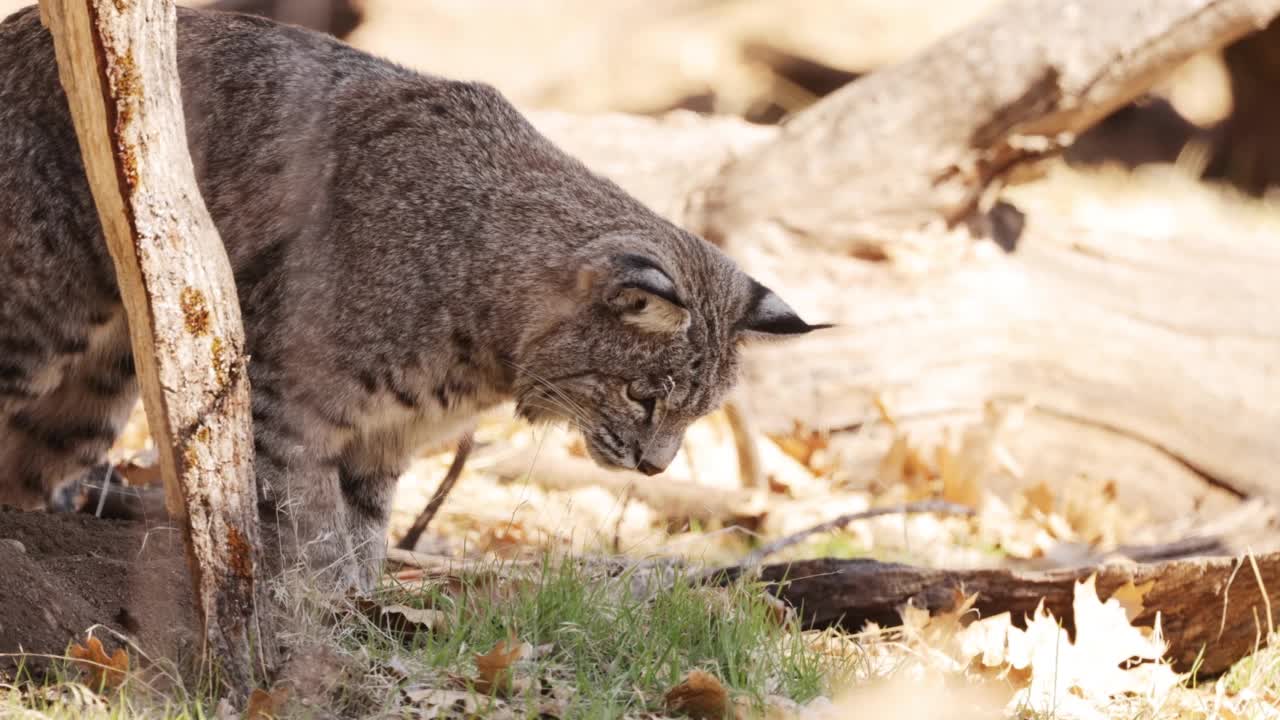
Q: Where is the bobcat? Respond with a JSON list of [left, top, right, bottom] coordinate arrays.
[[0, 6, 824, 590]]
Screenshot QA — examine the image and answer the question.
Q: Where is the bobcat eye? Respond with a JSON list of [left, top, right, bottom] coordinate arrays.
[[626, 383, 657, 423]]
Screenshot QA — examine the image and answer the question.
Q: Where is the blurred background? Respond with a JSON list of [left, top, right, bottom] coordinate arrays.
[[3, 0, 1274, 191]]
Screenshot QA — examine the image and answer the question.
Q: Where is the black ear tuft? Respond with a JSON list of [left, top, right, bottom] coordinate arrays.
[[738, 280, 832, 337]]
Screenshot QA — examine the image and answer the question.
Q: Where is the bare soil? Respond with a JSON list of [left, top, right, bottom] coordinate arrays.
[[0, 508, 196, 681]]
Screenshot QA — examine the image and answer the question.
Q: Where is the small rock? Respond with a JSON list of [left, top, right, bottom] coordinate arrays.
[[1, 538, 25, 554]]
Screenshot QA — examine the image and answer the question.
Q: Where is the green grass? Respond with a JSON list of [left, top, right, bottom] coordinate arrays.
[[2, 646, 216, 719], [343, 556, 858, 718], [3, 555, 860, 719]]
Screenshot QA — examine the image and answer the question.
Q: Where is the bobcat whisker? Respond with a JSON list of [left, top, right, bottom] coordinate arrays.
[[504, 359, 593, 423], [517, 391, 596, 430], [520, 397, 588, 427]]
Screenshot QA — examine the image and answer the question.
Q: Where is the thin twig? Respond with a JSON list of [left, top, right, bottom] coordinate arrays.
[[722, 398, 764, 489], [395, 432, 475, 552], [739, 500, 974, 567], [612, 484, 633, 555], [93, 463, 112, 518]]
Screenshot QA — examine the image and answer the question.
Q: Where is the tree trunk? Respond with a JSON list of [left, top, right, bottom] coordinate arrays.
[[38, 0, 270, 697]]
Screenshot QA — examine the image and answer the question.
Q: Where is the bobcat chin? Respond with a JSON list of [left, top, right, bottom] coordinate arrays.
[[0, 5, 825, 592]]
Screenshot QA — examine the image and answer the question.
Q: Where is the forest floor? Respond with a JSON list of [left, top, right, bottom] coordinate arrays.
[[5, 162, 1280, 720]]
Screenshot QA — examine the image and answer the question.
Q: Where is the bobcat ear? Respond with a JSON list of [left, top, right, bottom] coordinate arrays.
[[604, 254, 691, 335], [737, 279, 831, 340]]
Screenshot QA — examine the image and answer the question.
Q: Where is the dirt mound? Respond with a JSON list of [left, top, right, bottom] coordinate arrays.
[[0, 508, 196, 680]]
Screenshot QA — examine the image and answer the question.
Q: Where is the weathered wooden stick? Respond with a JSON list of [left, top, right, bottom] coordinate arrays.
[[730, 552, 1280, 676], [38, 0, 269, 696]]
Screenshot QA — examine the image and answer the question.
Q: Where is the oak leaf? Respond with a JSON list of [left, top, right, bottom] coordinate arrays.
[[473, 633, 527, 695], [244, 686, 290, 720], [665, 669, 730, 719], [1109, 578, 1154, 622], [768, 420, 829, 472], [67, 635, 128, 689], [353, 597, 447, 639]]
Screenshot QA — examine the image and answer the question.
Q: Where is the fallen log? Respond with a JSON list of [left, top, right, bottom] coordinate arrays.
[[534, 107, 1280, 513], [736, 552, 1280, 676], [701, 0, 1280, 250]]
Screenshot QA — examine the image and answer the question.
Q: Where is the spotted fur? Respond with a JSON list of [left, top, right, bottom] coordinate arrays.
[[0, 5, 823, 591]]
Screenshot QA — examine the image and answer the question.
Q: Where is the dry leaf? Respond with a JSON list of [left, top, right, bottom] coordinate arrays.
[[1109, 579, 1154, 622], [761, 592, 795, 627], [941, 432, 987, 509], [354, 598, 447, 638], [929, 588, 978, 638], [383, 655, 412, 680], [872, 393, 898, 430], [951, 575, 1181, 717], [244, 686, 290, 720], [392, 567, 427, 583], [1023, 481, 1055, 516], [479, 521, 529, 556], [879, 432, 937, 498], [116, 452, 161, 487], [473, 634, 527, 695], [665, 669, 730, 719], [767, 420, 829, 472], [67, 635, 129, 689], [382, 604, 447, 635], [404, 686, 483, 718], [897, 600, 932, 636]]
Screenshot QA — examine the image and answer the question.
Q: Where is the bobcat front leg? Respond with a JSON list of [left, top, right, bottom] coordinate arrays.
[[338, 463, 396, 592], [255, 447, 361, 591], [251, 378, 366, 593], [337, 430, 405, 593]]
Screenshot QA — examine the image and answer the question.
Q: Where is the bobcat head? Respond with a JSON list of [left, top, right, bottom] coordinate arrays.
[[513, 228, 827, 476]]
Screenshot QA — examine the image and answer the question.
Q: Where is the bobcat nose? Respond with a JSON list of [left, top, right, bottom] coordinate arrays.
[[637, 459, 664, 476], [635, 432, 681, 476]]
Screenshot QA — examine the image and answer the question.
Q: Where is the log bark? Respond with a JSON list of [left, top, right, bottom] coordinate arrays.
[[736, 552, 1280, 676], [1205, 14, 1280, 193], [698, 0, 1280, 250], [38, 0, 269, 696]]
